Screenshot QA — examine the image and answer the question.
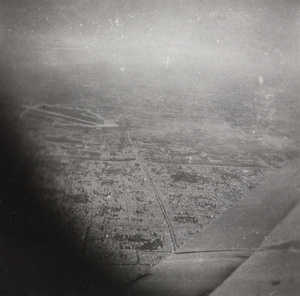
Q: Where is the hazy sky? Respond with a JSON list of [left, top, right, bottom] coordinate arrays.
[[1, 0, 299, 94]]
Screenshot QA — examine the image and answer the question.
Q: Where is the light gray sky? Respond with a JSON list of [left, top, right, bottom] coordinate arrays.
[[1, 0, 299, 95]]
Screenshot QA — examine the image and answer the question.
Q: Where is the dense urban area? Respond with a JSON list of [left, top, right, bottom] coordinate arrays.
[[14, 70, 298, 285]]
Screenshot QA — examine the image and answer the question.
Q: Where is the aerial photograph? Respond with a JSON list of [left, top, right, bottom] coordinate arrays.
[[0, 0, 299, 295]]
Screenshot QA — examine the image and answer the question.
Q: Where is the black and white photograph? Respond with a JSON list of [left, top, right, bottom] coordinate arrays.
[[0, 0, 299, 295]]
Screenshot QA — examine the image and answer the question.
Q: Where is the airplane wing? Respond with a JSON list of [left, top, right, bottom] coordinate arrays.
[[210, 201, 300, 296], [124, 158, 300, 296]]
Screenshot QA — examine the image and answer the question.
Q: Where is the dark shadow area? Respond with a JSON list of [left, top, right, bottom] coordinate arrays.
[[0, 87, 122, 296]]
